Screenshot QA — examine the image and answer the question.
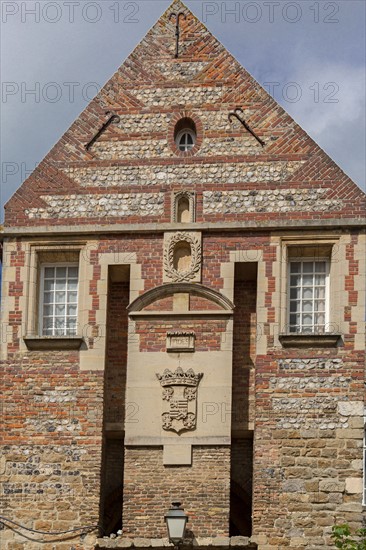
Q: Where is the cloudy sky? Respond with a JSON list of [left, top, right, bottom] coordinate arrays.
[[1, 0, 365, 221]]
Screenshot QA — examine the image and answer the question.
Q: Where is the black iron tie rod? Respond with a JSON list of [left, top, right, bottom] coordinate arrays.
[[228, 108, 265, 147], [86, 111, 121, 151], [169, 12, 186, 58]]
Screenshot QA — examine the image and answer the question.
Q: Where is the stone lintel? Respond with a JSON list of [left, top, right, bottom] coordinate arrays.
[[279, 333, 342, 348]]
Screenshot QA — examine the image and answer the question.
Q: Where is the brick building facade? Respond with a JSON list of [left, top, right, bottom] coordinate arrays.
[[1, 1, 365, 549]]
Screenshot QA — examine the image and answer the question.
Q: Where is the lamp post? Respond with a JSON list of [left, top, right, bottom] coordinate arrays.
[[164, 501, 188, 547]]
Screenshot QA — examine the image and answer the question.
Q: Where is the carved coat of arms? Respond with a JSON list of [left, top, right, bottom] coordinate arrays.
[[156, 367, 203, 434]]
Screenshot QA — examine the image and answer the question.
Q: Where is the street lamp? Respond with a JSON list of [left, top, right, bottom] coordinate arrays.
[[164, 501, 189, 547]]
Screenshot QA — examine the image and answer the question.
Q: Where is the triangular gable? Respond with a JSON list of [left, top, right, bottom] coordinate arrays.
[[5, 0, 365, 227]]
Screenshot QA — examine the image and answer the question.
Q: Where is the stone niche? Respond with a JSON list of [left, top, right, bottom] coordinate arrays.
[[172, 191, 196, 223], [163, 231, 202, 283]]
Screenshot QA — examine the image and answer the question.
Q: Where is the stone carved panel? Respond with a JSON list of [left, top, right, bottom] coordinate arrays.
[[166, 331, 195, 352], [163, 231, 201, 283], [156, 367, 203, 434]]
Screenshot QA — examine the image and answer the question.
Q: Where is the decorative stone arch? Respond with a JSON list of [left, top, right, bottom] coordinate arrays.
[[172, 191, 196, 223], [127, 282, 235, 313]]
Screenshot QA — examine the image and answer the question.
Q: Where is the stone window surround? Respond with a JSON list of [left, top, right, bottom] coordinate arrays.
[[22, 242, 89, 351], [279, 236, 342, 347], [18, 241, 142, 367]]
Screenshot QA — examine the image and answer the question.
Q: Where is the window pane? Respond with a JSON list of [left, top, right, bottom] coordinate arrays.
[[290, 314, 300, 326], [302, 314, 313, 325], [56, 280, 67, 291], [55, 304, 66, 316], [68, 292, 78, 303], [44, 267, 55, 278], [44, 280, 55, 291], [43, 305, 53, 316], [303, 287, 313, 299], [315, 274, 326, 285], [315, 313, 325, 325], [290, 262, 301, 273], [315, 300, 325, 312], [290, 288, 300, 300], [56, 267, 67, 277], [303, 301, 313, 312], [68, 280, 78, 291], [290, 275, 301, 286], [66, 318, 77, 331], [68, 267, 78, 278], [303, 274, 313, 286], [43, 292, 53, 304], [290, 301, 299, 312], [55, 291, 66, 303], [55, 317, 65, 329], [315, 287, 325, 299], [67, 305, 77, 316], [303, 262, 314, 273], [42, 317, 54, 335], [315, 261, 326, 272]]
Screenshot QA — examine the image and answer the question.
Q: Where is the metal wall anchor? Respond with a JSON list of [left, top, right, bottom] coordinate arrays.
[[85, 111, 121, 151], [169, 12, 186, 58], [228, 108, 265, 147]]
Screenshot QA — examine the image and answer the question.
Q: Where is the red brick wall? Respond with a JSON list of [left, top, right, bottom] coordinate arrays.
[[122, 446, 230, 538]]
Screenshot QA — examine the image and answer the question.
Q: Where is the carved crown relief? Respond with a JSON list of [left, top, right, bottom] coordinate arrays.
[[156, 367, 203, 434], [163, 231, 202, 283]]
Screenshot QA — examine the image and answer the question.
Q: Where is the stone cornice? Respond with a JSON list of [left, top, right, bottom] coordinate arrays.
[[2, 217, 366, 238]]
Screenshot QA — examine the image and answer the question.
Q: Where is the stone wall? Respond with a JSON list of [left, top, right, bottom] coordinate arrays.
[[252, 351, 365, 548], [1, 354, 104, 549], [5, 0, 365, 227]]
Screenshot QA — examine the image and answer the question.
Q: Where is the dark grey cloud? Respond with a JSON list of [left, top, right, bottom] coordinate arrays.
[[1, 0, 365, 221]]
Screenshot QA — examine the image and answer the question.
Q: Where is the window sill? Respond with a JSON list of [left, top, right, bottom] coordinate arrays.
[[279, 333, 342, 348], [24, 336, 84, 351]]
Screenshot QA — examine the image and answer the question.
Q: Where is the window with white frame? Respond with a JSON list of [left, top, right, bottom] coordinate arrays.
[[175, 128, 196, 152], [288, 259, 329, 333], [40, 264, 79, 336]]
